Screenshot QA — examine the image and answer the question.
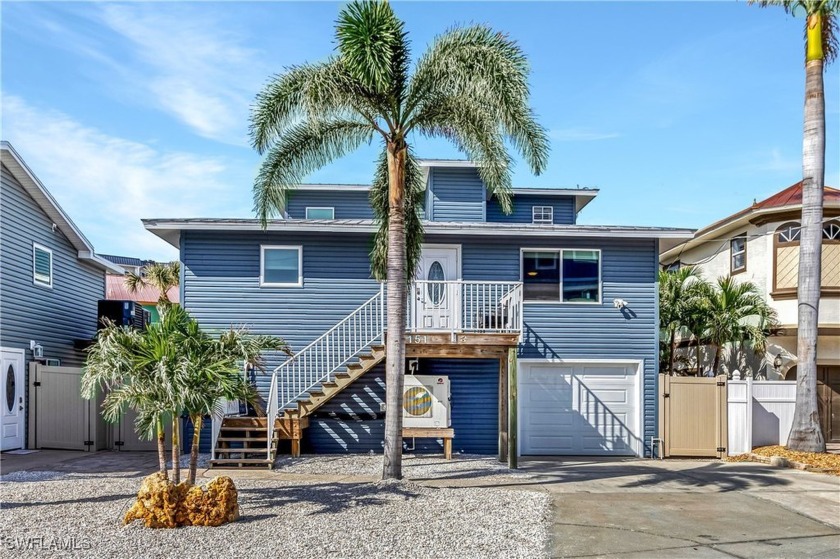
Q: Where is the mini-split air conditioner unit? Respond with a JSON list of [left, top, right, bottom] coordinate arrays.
[[402, 375, 451, 428]]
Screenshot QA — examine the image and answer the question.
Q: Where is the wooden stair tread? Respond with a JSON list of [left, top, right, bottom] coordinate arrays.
[[216, 437, 277, 442], [209, 458, 275, 465]]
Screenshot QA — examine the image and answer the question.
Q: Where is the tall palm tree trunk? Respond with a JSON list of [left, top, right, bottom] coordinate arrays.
[[156, 417, 167, 478], [668, 329, 676, 375], [383, 142, 408, 480], [712, 345, 722, 376], [188, 414, 202, 485], [788, 13, 827, 453], [695, 339, 702, 376], [171, 416, 181, 484]]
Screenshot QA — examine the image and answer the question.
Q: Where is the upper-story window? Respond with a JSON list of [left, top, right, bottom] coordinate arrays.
[[522, 249, 601, 303], [33, 243, 53, 288], [260, 245, 302, 287], [824, 220, 840, 241], [305, 207, 335, 220], [532, 206, 554, 224], [773, 220, 840, 296], [730, 233, 747, 274]]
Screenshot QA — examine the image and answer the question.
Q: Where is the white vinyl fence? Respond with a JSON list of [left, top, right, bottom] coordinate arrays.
[[727, 377, 796, 456]]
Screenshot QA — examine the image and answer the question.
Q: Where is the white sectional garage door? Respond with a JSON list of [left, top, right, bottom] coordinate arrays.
[[519, 362, 641, 456]]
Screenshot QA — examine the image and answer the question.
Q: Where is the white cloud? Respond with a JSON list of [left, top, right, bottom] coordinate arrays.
[[2, 95, 244, 260], [549, 128, 621, 142], [94, 4, 264, 144]]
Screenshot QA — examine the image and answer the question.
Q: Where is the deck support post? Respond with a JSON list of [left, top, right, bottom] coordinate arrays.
[[498, 353, 509, 463], [507, 347, 518, 469]]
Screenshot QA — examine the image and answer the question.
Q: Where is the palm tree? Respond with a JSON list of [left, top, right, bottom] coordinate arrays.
[[704, 277, 779, 375], [658, 266, 708, 374], [249, 0, 548, 479], [751, 0, 837, 452], [125, 261, 180, 306], [682, 288, 713, 375]]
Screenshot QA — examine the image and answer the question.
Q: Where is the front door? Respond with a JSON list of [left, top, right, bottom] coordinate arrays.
[[1, 348, 26, 451], [414, 246, 459, 330], [818, 367, 840, 442]]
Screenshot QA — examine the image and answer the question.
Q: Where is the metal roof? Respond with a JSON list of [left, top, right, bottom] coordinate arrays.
[[105, 275, 179, 304], [143, 217, 694, 252]]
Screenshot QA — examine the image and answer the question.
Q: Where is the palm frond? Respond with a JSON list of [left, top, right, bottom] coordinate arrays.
[[253, 119, 375, 225]]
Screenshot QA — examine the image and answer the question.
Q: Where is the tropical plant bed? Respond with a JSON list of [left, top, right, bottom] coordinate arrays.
[[726, 445, 840, 475]]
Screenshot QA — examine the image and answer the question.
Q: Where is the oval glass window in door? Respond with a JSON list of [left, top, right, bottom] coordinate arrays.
[[6, 364, 14, 413], [427, 261, 445, 304]]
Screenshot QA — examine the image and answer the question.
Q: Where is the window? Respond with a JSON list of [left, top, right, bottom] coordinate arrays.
[[33, 243, 53, 287], [305, 207, 335, 220], [776, 222, 800, 244], [522, 249, 601, 303], [562, 250, 601, 302], [260, 246, 302, 287], [824, 220, 840, 241], [730, 233, 747, 274], [532, 206, 553, 224]]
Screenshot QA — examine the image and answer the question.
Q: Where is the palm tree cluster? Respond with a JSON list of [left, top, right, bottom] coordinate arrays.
[[83, 306, 289, 485], [250, 0, 549, 479], [124, 261, 180, 305], [659, 268, 779, 377]]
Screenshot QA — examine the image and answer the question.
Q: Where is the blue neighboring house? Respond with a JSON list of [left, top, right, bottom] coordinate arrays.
[[0, 142, 123, 451], [144, 160, 692, 462]]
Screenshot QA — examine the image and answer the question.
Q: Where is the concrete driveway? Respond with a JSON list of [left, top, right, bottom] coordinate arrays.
[[517, 458, 840, 559]]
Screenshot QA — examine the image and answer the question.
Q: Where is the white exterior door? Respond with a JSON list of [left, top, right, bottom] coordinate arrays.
[[518, 361, 641, 456], [413, 246, 459, 330], [1, 348, 26, 451]]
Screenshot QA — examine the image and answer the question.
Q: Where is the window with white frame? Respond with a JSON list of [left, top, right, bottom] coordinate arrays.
[[33, 243, 53, 287], [532, 206, 554, 224], [260, 246, 302, 287], [730, 233, 747, 274], [521, 249, 601, 303], [305, 207, 335, 219]]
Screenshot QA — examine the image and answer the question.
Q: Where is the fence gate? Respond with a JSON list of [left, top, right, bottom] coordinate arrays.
[[28, 363, 106, 451], [659, 374, 728, 458]]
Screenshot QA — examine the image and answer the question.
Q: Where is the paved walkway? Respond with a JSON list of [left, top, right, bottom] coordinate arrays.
[[3, 451, 839, 558]]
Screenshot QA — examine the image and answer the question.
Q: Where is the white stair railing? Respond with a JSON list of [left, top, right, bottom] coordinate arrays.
[[408, 281, 523, 335], [265, 373, 279, 456], [265, 284, 386, 446]]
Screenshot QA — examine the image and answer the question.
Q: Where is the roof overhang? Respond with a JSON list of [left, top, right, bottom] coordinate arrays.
[[509, 188, 599, 213], [660, 202, 840, 262], [143, 218, 694, 252], [1, 142, 123, 274]]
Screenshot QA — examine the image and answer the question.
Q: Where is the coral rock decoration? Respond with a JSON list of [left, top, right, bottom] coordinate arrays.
[[124, 473, 240, 528]]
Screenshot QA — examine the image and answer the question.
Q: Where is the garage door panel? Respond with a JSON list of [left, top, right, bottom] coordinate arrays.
[[519, 362, 640, 456]]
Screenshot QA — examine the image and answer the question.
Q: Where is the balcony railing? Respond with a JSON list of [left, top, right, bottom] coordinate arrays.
[[408, 280, 523, 335]]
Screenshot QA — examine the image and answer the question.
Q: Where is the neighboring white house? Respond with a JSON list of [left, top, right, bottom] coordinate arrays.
[[660, 183, 840, 441]]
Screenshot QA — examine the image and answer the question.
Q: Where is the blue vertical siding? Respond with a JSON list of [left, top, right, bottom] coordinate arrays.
[[181, 229, 659, 457], [285, 189, 373, 219], [429, 168, 485, 222], [304, 360, 499, 455], [487, 194, 576, 225], [0, 164, 105, 367], [182, 416, 213, 454]]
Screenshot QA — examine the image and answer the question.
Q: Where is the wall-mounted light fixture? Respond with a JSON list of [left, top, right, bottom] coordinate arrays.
[[613, 298, 629, 309]]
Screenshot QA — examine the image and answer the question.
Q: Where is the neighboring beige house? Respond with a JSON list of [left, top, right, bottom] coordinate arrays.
[[660, 182, 839, 383]]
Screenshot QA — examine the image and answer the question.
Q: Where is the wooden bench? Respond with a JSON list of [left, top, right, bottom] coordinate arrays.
[[402, 427, 455, 459]]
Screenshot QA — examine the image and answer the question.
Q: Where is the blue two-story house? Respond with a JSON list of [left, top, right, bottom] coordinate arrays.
[[144, 160, 692, 465]]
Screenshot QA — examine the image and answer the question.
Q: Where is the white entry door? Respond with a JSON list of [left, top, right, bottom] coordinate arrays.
[[413, 246, 460, 330], [518, 361, 641, 456], [1, 348, 26, 451]]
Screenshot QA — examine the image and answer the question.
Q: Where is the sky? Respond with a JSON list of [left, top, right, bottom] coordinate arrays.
[[2, 1, 838, 261]]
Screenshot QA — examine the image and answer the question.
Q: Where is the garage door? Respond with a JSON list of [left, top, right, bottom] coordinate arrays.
[[519, 362, 640, 456]]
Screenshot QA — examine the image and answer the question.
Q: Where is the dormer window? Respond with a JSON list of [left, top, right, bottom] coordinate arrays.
[[532, 206, 553, 224], [730, 233, 747, 274], [305, 207, 335, 220]]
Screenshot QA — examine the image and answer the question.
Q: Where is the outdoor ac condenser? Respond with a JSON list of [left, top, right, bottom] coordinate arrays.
[[402, 375, 451, 428]]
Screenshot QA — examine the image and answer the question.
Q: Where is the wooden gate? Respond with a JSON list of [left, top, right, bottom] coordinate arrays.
[[659, 374, 728, 458], [28, 363, 106, 451]]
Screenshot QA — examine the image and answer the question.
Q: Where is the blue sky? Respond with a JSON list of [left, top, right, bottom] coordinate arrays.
[[2, 1, 838, 260]]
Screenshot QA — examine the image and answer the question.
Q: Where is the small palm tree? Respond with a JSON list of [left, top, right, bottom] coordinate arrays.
[[125, 261, 180, 306], [250, 0, 548, 479], [659, 266, 709, 374], [704, 277, 779, 375], [751, 0, 837, 452]]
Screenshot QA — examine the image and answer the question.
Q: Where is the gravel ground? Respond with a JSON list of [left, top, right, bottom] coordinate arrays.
[[0, 471, 549, 559], [273, 453, 532, 480]]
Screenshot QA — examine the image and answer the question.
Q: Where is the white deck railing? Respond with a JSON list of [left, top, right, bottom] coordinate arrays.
[[408, 281, 523, 335]]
